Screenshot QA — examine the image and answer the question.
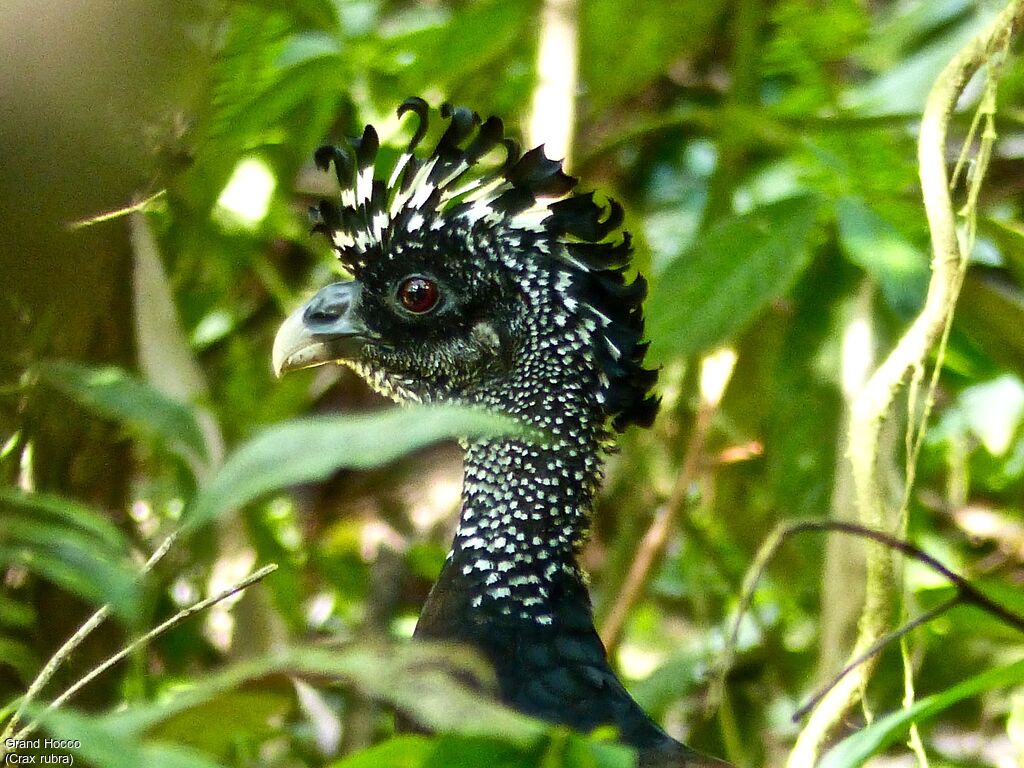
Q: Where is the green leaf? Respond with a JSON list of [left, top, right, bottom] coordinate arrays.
[[104, 643, 630, 768], [580, 0, 725, 110], [957, 270, 1024, 378], [0, 488, 129, 552], [328, 731, 634, 768], [33, 707, 224, 768], [149, 688, 292, 757], [0, 696, 22, 725], [277, 645, 537, 746], [185, 406, 524, 530], [246, 0, 339, 30], [0, 593, 35, 629], [854, 0, 972, 70], [328, 735, 433, 768], [844, 6, 995, 116], [819, 659, 1024, 768], [836, 197, 928, 312], [0, 636, 39, 682], [647, 196, 821, 361], [222, 54, 345, 143], [0, 490, 140, 620], [330, 734, 549, 768], [105, 643, 544, 744], [764, 262, 845, 519], [381, 1, 530, 96], [0, 536, 138, 621], [422, 735, 537, 768], [36, 361, 208, 464], [984, 217, 1024, 288], [556, 731, 636, 768]]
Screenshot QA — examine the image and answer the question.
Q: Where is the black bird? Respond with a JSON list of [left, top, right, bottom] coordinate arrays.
[[273, 99, 730, 768]]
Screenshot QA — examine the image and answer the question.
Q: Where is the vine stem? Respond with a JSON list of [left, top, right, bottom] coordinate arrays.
[[787, 2, 1024, 764]]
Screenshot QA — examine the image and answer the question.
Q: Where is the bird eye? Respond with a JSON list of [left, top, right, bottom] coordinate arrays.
[[397, 275, 440, 314]]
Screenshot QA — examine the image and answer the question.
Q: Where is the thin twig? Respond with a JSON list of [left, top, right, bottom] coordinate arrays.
[[599, 395, 715, 653], [67, 189, 166, 231], [736, 520, 1024, 637], [718, 520, 1024, 720], [793, 597, 959, 722], [0, 530, 179, 749], [11, 563, 278, 743]]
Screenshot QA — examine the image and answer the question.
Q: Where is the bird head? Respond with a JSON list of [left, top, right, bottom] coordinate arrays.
[[274, 98, 658, 433]]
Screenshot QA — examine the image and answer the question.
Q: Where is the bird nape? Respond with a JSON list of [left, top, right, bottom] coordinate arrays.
[[273, 98, 730, 768]]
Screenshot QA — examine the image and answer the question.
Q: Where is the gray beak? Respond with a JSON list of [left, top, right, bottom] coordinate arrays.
[[272, 281, 369, 377]]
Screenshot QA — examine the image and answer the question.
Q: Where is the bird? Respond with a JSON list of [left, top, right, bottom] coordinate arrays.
[[273, 98, 731, 768]]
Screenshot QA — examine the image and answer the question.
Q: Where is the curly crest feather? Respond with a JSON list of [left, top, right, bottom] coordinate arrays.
[[309, 97, 658, 432]]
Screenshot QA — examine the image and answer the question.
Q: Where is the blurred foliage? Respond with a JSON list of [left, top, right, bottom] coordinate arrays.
[[3, 1, 1024, 767]]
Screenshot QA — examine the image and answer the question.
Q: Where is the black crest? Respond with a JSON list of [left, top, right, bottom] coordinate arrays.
[[310, 98, 658, 431]]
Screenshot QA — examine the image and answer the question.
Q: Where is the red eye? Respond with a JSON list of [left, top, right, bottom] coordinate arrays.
[[397, 276, 439, 314]]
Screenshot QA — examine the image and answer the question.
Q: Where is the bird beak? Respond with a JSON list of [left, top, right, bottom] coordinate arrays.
[[272, 281, 369, 377]]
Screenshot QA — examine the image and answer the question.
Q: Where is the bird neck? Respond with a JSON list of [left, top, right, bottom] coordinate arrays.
[[416, 297, 611, 635], [417, 401, 605, 634]]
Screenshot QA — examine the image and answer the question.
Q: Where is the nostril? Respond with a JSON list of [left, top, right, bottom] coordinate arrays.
[[302, 282, 359, 332], [306, 306, 340, 323]]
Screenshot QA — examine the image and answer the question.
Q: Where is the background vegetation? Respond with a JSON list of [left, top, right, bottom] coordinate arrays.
[[2, 1, 1024, 766]]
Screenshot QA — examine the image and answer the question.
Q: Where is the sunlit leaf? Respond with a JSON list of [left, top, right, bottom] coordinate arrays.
[[36, 361, 208, 463], [854, 0, 973, 70], [224, 55, 345, 143], [1009, 692, 1024, 756], [187, 405, 525, 529], [647, 195, 821, 361], [957, 374, 1024, 456], [819, 659, 1024, 768], [380, 0, 530, 97], [843, 6, 995, 115]]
